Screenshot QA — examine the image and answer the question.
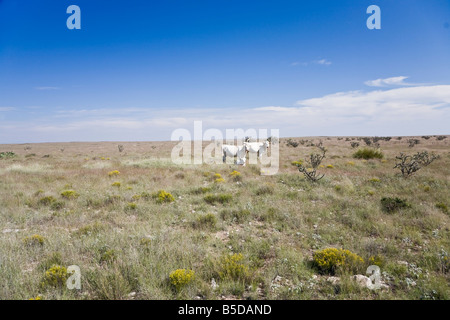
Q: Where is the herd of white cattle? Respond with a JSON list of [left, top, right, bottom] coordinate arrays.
[[222, 140, 270, 166]]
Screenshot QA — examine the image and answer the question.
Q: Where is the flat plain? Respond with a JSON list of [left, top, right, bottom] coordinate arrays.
[[0, 136, 449, 300]]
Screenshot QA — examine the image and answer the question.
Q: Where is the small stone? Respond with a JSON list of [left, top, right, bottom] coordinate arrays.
[[352, 275, 373, 288], [211, 278, 218, 290], [327, 276, 340, 285]]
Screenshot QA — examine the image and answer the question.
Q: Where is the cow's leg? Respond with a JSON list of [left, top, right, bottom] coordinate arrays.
[[223, 151, 226, 163]]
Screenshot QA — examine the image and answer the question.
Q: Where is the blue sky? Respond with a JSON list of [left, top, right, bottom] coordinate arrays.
[[0, 0, 449, 143]]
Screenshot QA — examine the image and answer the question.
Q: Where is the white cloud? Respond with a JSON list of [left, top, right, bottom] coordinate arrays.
[[364, 76, 422, 87], [0, 107, 15, 111], [314, 59, 332, 66], [291, 59, 332, 67], [1, 85, 449, 143]]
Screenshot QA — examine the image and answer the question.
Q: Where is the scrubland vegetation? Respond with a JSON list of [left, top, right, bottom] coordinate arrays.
[[0, 136, 449, 300]]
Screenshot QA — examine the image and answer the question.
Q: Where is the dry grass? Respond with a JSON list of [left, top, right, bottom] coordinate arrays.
[[0, 136, 449, 300]]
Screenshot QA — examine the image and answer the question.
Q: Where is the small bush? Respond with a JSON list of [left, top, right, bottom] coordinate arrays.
[[286, 139, 299, 148], [169, 269, 195, 291], [204, 193, 232, 205], [368, 255, 385, 268], [230, 170, 242, 181], [255, 184, 274, 196], [436, 203, 448, 214], [326, 164, 334, 169], [111, 181, 121, 187], [139, 237, 152, 247], [193, 213, 217, 229], [218, 253, 250, 281], [99, 246, 117, 264], [23, 234, 45, 246], [50, 200, 65, 210], [108, 170, 120, 177], [41, 265, 70, 288], [0, 151, 17, 159], [38, 196, 57, 206], [191, 187, 212, 195], [381, 197, 409, 213], [353, 148, 384, 160], [296, 146, 327, 182], [312, 248, 364, 275], [436, 136, 447, 141], [126, 202, 137, 211], [407, 139, 420, 148], [61, 190, 80, 199], [104, 194, 122, 205], [75, 222, 103, 236], [154, 190, 175, 203]]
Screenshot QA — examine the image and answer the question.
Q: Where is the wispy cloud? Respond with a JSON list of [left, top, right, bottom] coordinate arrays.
[[364, 76, 422, 87], [34, 86, 60, 91], [0, 107, 15, 112], [1, 84, 449, 143], [291, 58, 332, 67], [314, 59, 332, 66]]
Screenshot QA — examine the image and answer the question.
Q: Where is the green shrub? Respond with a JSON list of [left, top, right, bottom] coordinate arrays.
[[154, 190, 175, 203], [191, 186, 212, 195], [230, 170, 242, 181], [192, 213, 217, 229], [61, 190, 80, 199], [353, 148, 384, 159], [38, 196, 57, 206], [99, 247, 117, 264], [75, 222, 103, 236], [204, 193, 232, 205], [381, 197, 410, 213], [255, 184, 274, 196], [50, 200, 65, 210], [125, 202, 137, 211], [218, 253, 250, 281], [169, 269, 195, 291], [368, 255, 385, 268], [313, 248, 364, 275], [0, 151, 17, 159], [436, 203, 448, 214], [104, 194, 122, 205], [139, 237, 152, 247], [41, 265, 70, 288], [23, 234, 45, 246], [108, 170, 120, 177]]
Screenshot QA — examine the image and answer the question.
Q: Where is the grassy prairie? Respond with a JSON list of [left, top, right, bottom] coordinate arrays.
[[0, 136, 449, 300]]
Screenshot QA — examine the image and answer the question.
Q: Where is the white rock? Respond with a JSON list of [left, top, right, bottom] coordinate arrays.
[[327, 276, 341, 285], [211, 278, 218, 290], [352, 275, 373, 288]]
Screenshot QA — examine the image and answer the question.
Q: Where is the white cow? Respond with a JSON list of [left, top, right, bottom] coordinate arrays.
[[244, 140, 270, 159], [222, 144, 247, 166]]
